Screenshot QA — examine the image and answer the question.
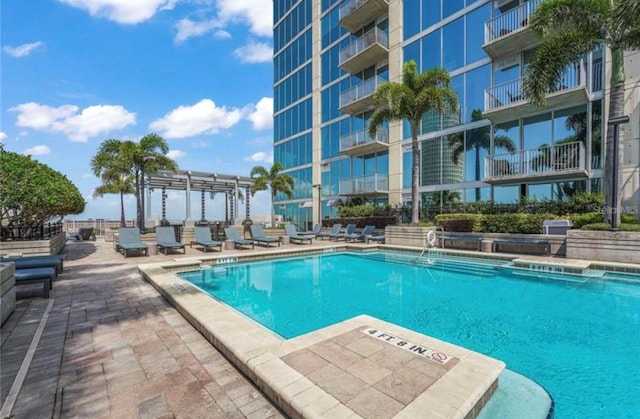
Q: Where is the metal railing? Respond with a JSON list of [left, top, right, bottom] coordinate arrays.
[[485, 0, 543, 43], [339, 0, 389, 21], [340, 127, 389, 151], [340, 76, 386, 109], [339, 174, 389, 195], [591, 59, 603, 92], [484, 141, 586, 179], [485, 63, 585, 112], [339, 27, 388, 65], [1, 221, 64, 241]]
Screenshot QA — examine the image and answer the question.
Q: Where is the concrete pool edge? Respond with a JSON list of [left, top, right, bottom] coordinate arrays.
[[138, 253, 509, 418]]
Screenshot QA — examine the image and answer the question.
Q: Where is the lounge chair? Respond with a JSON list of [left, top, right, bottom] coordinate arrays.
[[284, 225, 313, 244], [76, 227, 95, 241], [1, 254, 64, 274], [365, 233, 385, 244], [345, 225, 375, 242], [250, 225, 280, 247], [224, 228, 255, 249], [329, 224, 356, 241], [191, 227, 223, 252], [156, 227, 186, 255], [316, 224, 341, 240], [118, 227, 149, 257], [14, 267, 55, 298]]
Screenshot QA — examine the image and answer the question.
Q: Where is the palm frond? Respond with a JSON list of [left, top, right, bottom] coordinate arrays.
[[530, 0, 609, 39], [523, 30, 599, 107], [611, 0, 640, 49]]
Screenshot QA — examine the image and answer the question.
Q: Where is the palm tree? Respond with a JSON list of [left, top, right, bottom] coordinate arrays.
[[91, 139, 136, 227], [131, 134, 178, 229], [448, 109, 516, 200], [250, 162, 294, 227], [523, 0, 640, 225], [369, 61, 458, 224], [92, 174, 135, 227]]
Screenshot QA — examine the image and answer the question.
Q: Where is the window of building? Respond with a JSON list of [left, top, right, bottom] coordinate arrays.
[[465, 3, 489, 65], [404, 0, 421, 39]]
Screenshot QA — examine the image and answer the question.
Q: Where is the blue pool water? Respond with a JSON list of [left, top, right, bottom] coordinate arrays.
[[180, 252, 640, 418]]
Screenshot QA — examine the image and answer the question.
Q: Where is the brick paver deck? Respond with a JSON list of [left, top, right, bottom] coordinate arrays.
[[1, 239, 285, 418]]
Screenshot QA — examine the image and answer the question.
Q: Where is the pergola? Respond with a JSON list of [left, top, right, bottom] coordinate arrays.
[[145, 170, 254, 226]]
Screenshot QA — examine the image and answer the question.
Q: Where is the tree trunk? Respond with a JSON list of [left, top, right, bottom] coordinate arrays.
[[411, 122, 420, 224], [271, 190, 276, 228], [119, 192, 126, 227], [135, 171, 142, 230], [604, 47, 626, 226], [475, 145, 481, 201]]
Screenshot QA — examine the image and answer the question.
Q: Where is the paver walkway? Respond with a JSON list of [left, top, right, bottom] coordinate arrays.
[[1, 239, 284, 418]]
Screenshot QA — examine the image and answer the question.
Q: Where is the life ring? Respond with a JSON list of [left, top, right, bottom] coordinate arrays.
[[426, 230, 437, 248]]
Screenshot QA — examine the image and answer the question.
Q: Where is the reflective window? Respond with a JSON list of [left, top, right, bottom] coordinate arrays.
[[443, 0, 464, 19], [421, 30, 441, 71], [464, 126, 490, 182], [422, 0, 441, 30], [495, 120, 519, 152], [403, 41, 420, 65], [591, 101, 603, 169], [465, 64, 490, 123], [403, 151, 412, 188], [523, 113, 551, 150], [493, 185, 518, 203], [443, 17, 464, 71], [404, 0, 420, 39], [465, 3, 489, 65]]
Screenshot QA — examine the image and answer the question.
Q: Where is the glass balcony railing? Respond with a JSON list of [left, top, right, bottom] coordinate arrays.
[[339, 27, 388, 66], [484, 141, 586, 180], [340, 76, 386, 110], [485, 0, 543, 44], [340, 127, 388, 151], [339, 0, 389, 22], [339, 174, 389, 195]]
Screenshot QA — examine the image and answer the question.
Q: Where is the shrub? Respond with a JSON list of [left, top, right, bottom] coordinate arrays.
[[570, 212, 604, 228], [434, 214, 481, 232], [479, 213, 556, 234], [581, 223, 640, 231], [337, 204, 395, 218]]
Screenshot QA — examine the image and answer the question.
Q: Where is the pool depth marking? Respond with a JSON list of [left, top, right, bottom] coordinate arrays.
[[362, 327, 452, 365]]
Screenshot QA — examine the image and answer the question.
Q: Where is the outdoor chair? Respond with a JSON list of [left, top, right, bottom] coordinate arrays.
[[329, 224, 356, 241], [190, 227, 222, 252], [345, 225, 375, 243], [14, 267, 56, 298], [156, 227, 186, 255], [224, 228, 255, 250], [284, 225, 313, 245], [76, 227, 95, 241], [117, 227, 149, 258], [1, 254, 64, 274], [316, 224, 341, 240], [250, 225, 280, 247]]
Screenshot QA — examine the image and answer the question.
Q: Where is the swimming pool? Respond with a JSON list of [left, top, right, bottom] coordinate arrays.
[[179, 251, 640, 418]]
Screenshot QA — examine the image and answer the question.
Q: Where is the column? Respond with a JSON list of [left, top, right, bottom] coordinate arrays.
[[200, 189, 207, 224], [184, 171, 193, 226], [161, 186, 169, 226]]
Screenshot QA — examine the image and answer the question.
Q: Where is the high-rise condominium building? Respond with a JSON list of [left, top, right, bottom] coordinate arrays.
[[272, 0, 639, 228]]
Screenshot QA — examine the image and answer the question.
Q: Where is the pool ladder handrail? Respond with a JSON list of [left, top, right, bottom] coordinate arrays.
[[419, 226, 445, 258]]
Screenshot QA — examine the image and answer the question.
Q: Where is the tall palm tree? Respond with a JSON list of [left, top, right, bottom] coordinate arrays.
[[250, 162, 294, 227], [448, 109, 516, 200], [523, 0, 640, 225], [91, 139, 136, 227], [131, 134, 178, 230], [92, 174, 135, 227], [369, 61, 458, 224]]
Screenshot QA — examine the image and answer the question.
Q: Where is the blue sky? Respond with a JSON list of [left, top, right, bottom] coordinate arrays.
[[1, 0, 275, 222]]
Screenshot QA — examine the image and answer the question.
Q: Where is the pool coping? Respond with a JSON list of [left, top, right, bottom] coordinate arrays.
[[138, 246, 509, 418]]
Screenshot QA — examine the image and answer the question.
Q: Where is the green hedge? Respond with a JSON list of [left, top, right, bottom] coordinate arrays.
[[581, 223, 640, 231], [435, 213, 557, 234]]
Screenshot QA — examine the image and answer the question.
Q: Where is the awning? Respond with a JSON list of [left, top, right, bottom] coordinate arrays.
[[327, 198, 342, 207], [299, 201, 313, 208]]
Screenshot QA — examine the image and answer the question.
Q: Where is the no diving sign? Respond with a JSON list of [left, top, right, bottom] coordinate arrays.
[[362, 327, 451, 365]]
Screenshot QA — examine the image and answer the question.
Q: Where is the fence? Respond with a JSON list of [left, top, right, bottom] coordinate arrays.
[[0, 222, 64, 241]]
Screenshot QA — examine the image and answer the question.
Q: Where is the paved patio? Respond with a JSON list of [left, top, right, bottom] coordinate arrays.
[[1, 238, 288, 418]]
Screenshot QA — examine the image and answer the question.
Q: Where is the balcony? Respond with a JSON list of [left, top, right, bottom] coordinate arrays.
[[484, 63, 590, 124], [339, 0, 389, 33], [339, 28, 389, 75], [340, 128, 389, 156], [483, 0, 543, 59], [339, 174, 389, 196], [340, 76, 385, 115], [484, 141, 588, 185]]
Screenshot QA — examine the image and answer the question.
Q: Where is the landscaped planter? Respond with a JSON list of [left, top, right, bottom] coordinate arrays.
[[0, 232, 66, 256], [385, 226, 433, 247], [1, 263, 16, 326], [566, 230, 640, 263]]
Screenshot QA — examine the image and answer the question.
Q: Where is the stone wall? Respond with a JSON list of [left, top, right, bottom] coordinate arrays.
[[1, 262, 16, 326], [566, 230, 640, 263], [0, 232, 66, 256]]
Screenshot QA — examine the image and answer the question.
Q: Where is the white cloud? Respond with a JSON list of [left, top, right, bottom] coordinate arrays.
[[174, 18, 220, 44], [246, 97, 273, 130], [244, 151, 273, 163], [233, 41, 272, 63], [3, 42, 44, 58], [166, 149, 186, 159], [22, 145, 51, 156], [217, 0, 272, 37], [9, 102, 136, 142], [214, 30, 232, 39], [191, 140, 209, 148], [57, 0, 178, 24], [149, 99, 242, 139], [0, 132, 6, 142]]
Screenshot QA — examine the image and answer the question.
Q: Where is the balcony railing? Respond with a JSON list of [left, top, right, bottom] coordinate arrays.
[[485, 63, 585, 112], [340, 127, 388, 150], [485, 0, 543, 44], [340, 76, 386, 111], [591, 59, 603, 92], [484, 141, 586, 181], [339, 27, 388, 66], [339, 174, 389, 195], [339, 0, 389, 24]]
